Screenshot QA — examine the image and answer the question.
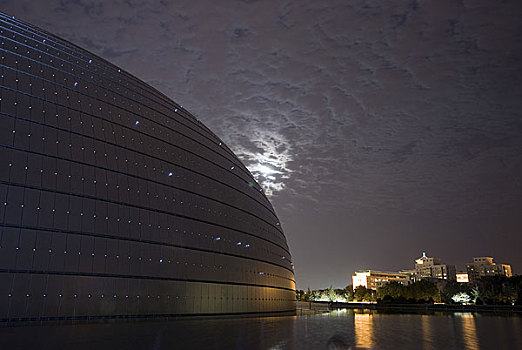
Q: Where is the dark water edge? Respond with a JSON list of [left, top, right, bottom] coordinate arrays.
[[1, 309, 522, 350], [330, 302, 522, 313]]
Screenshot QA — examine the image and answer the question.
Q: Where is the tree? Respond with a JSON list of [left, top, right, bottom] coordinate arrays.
[[410, 280, 439, 302], [441, 281, 472, 304], [376, 280, 439, 303], [325, 286, 338, 302], [304, 288, 312, 302], [354, 286, 370, 302], [311, 290, 322, 301], [477, 275, 522, 305], [451, 292, 471, 304], [477, 276, 512, 304], [376, 282, 404, 300], [367, 289, 376, 302], [470, 286, 480, 304], [342, 286, 354, 302]]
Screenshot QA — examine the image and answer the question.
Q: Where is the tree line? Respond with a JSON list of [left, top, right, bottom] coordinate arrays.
[[296, 275, 522, 305]]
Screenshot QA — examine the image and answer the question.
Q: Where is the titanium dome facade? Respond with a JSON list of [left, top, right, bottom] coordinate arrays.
[[0, 13, 295, 323]]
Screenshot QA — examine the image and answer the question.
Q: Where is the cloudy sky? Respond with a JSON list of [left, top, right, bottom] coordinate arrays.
[[3, 0, 522, 289]]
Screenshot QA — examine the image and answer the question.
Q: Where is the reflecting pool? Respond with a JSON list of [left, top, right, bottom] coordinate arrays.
[[2, 309, 521, 349]]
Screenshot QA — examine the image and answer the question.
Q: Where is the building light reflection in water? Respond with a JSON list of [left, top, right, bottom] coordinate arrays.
[[458, 313, 479, 350], [354, 313, 374, 349], [421, 315, 435, 350]]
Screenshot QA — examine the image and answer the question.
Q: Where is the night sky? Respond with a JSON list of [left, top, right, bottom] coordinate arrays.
[[3, 0, 522, 289]]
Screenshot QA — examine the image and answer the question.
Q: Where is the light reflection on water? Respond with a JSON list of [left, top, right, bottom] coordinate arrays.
[[1, 309, 521, 350], [459, 313, 479, 350], [421, 314, 434, 350], [354, 313, 374, 348]]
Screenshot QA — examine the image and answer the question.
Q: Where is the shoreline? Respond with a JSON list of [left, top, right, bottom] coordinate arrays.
[[297, 301, 522, 314]]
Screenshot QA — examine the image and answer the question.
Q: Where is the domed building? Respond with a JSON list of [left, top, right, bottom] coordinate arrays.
[[0, 12, 295, 323]]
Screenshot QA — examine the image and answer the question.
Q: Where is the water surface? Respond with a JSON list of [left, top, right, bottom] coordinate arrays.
[[2, 310, 521, 349]]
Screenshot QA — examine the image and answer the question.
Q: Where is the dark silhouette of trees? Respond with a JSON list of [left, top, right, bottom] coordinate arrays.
[[354, 286, 375, 302], [476, 276, 522, 305], [301, 275, 522, 306], [376, 280, 438, 303], [376, 276, 522, 305]]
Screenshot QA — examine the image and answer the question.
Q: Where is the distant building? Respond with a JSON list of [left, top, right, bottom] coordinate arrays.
[[456, 272, 469, 283], [413, 252, 456, 281], [352, 270, 410, 291], [466, 257, 512, 283], [352, 254, 513, 291], [399, 269, 417, 278]]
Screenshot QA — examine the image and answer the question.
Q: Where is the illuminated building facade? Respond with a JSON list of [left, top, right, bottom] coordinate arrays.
[[413, 252, 456, 281], [466, 257, 512, 283], [456, 272, 469, 283], [0, 13, 295, 323], [352, 270, 410, 291]]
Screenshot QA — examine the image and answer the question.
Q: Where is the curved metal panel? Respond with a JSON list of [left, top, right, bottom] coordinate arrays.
[[0, 12, 295, 323]]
